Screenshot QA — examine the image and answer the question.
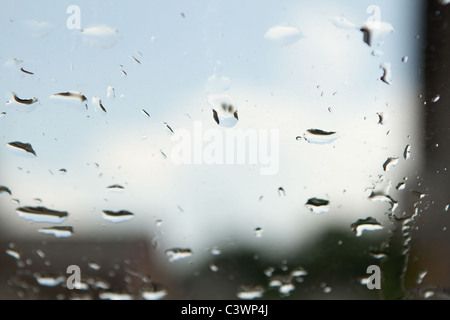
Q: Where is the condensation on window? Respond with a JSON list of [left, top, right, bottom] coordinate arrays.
[[0, 0, 449, 300]]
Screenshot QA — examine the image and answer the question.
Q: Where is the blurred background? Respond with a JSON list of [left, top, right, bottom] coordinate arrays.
[[0, 0, 448, 299]]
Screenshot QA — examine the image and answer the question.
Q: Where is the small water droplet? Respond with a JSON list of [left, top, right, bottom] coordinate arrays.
[[210, 264, 219, 272], [423, 290, 434, 299], [81, 25, 120, 49], [396, 182, 406, 190], [264, 25, 303, 46], [380, 62, 392, 85], [102, 210, 134, 223], [106, 184, 125, 193], [107, 85, 115, 99], [402, 56, 408, 63], [211, 247, 221, 256], [16, 206, 68, 223], [445, 204, 449, 212], [323, 286, 332, 294], [0, 186, 12, 196], [305, 198, 330, 214], [416, 270, 428, 284], [383, 157, 399, 171], [50, 91, 87, 106], [88, 261, 101, 271], [411, 190, 426, 200], [290, 267, 308, 277], [35, 274, 65, 287], [236, 285, 264, 300], [360, 19, 394, 47], [295, 136, 302, 141], [5, 249, 20, 260], [141, 109, 150, 118], [254, 227, 263, 238], [278, 187, 286, 197], [209, 95, 239, 128], [165, 248, 193, 262], [10, 92, 38, 105], [368, 192, 398, 213], [155, 219, 163, 227], [141, 286, 167, 300], [99, 292, 132, 300], [38, 226, 73, 238], [432, 95, 440, 103], [7, 141, 36, 156], [351, 217, 383, 237], [404, 145, 411, 160], [303, 129, 339, 144]]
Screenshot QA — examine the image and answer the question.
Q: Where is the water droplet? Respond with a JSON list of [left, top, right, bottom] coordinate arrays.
[[163, 122, 174, 135], [383, 157, 399, 171], [141, 286, 167, 300], [165, 248, 193, 262], [102, 210, 135, 223], [295, 136, 302, 141], [5, 249, 20, 260], [377, 112, 385, 125], [88, 261, 101, 271], [34, 274, 65, 287], [396, 182, 406, 190], [351, 217, 383, 237], [50, 91, 88, 109], [360, 19, 394, 47], [432, 95, 440, 103], [445, 204, 449, 212], [35, 249, 45, 258], [155, 219, 163, 227], [402, 56, 408, 63], [303, 129, 339, 144], [305, 198, 330, 214], [368, 192, 398, 213], [7, 141, 36, 156], [254, 227, 263, 238], [92, 96, 107, 112], [107, 85, 115, 99], [416, 270, 428, 284], [99, 292, 132, 300], [236, 285, 264, 300], [423, 290, 434, 299], [279, 283, 295, 295], [141, 109, 150, 118], [264, 25, 303, 46], [16, 206, 68, 223], [290, 267, 308, 278], [38, 226, 73, 238], [10, 92, 38, 105], [0, 186, 12, 196], [323, 286, 332, 293], [264, 267, 275, 277], [404, 145, 411, 160], [209, 95, 239, 128], [81, 25, 120, 49], [411, 190, 426, 200], [210, 264, 219, 272], [380, 62, 392, 85], [105, 184, 125, 192], [211, 247, 221, 256]]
